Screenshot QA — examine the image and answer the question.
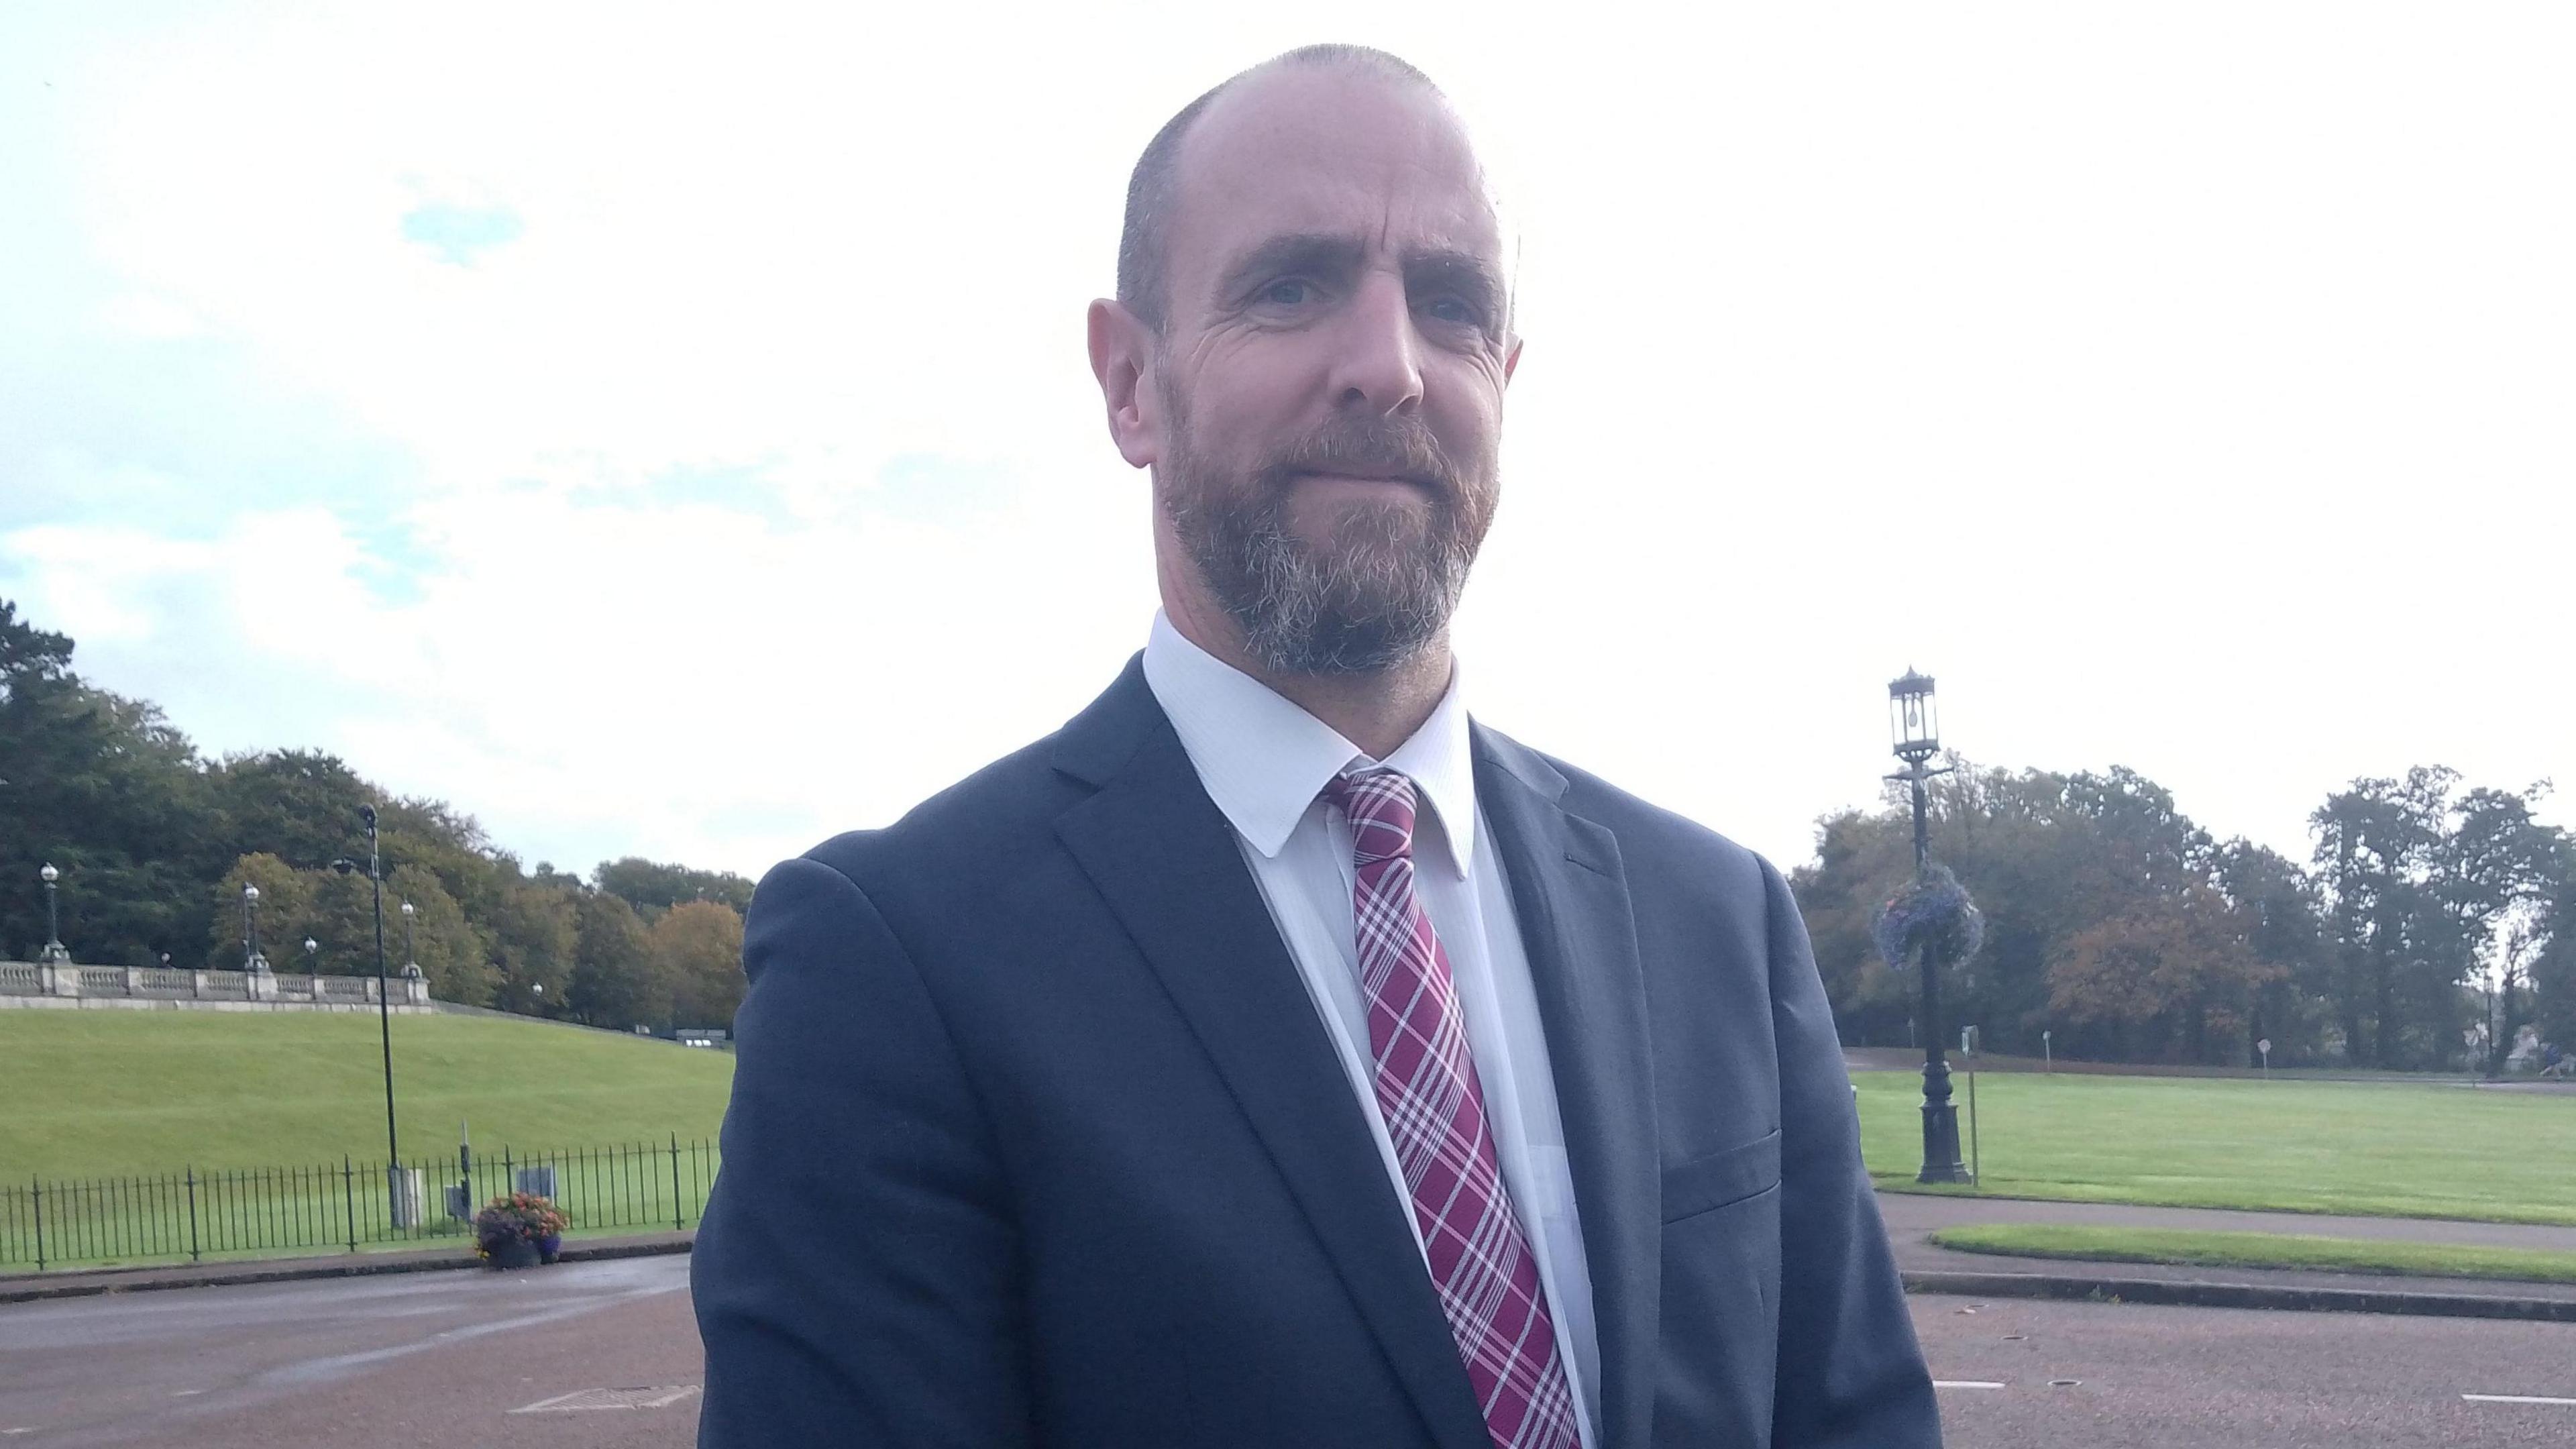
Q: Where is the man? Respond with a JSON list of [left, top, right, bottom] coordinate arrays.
[[694, 44, 1939, 1449]]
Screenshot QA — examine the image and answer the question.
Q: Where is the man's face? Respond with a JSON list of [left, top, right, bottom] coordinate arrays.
[[1144, 68, 1518, 676]]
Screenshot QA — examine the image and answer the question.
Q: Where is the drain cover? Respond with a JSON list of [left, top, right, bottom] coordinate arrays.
[[2049, 1379, 2083, 1389], [512, 1385, 702, 1413]]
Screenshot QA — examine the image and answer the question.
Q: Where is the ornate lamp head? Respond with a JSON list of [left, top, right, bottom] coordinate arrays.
[[1888, 669, 1939, 765]]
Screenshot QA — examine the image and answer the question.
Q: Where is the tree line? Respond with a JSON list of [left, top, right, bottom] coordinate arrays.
[[1, 600, 750, 1030], [1792, 760, 2575, 1071]]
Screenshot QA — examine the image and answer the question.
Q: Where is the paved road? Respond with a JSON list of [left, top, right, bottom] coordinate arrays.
[[1919, 1292, 2576, 1448], [0, 1256, 700, 1448], [5, 1259, 2575, 1446]]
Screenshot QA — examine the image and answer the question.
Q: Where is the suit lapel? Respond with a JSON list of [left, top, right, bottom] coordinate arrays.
[[1053, 680, 1493, 1449], [1475, 727, 1662, 1449]]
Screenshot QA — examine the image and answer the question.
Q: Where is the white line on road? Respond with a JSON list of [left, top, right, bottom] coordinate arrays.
[[2462, 1394, 2576, 1407], [512, 1385, 702, 1413], [1933, 1381, 2007, 1390]]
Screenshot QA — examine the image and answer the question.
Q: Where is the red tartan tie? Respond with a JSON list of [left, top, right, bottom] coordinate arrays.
[[1326, 769, 1580, 1449]]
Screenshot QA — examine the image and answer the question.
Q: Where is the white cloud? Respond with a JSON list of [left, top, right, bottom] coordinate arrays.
[[4, 1, 2569, 880]]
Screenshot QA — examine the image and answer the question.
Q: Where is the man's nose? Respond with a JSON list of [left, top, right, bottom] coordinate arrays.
[[1325, 272, 1424, 417]]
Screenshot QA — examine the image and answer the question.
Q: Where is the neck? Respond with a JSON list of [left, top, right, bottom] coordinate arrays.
[[1162, 586, 1454, 761]]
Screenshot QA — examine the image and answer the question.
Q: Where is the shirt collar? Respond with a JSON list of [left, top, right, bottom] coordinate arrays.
[[1142, 610, 1480, 879]]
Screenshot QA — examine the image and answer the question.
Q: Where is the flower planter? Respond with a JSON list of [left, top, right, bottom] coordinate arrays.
[[484, 1234, 543, 1271], [474, 1191, 570, 1270]]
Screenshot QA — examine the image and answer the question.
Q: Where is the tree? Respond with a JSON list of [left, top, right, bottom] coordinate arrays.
[[2532, 871, 2576, 1055], [488, 879, 578, 1016], [2, 601, 221, 963], [568, 890, 667, 1030], [1, 599, 755, 1024], [206, 854, 314, 969], [2213, 840, 2330, 1065], [652, 900, 746, 1030], [385, 866, 495, 1006], [2045, 885, 2282, 1064], [596, 857, 757, 920], [2430, 785, 2565, 1075], [2310, 770, 2452, 1067]]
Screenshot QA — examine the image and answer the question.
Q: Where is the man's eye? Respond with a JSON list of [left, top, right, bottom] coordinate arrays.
[[1262, 279, 1312, 306], [1425, 297, 1479, 325]]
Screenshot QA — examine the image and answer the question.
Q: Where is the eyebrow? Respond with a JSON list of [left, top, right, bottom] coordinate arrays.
[[1216, 232, 1366, 301], [1214, 231, 1509, 327]]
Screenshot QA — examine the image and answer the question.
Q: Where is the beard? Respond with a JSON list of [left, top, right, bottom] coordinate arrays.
[[1158, 396, 1497, 677]]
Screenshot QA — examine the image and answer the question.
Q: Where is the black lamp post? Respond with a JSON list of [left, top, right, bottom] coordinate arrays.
[[303, 937, 319, 976], [400, 899, 421, 980], [1887, 669, 1968, 1184], [333, 804, 398, 1175], [39, 863, 66, 963]]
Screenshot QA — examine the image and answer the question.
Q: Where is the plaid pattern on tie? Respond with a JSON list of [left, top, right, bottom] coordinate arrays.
[[1326, 769, 1580, 1449]]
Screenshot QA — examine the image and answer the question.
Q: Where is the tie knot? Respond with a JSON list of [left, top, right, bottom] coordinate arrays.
[[1325, 769, 1419, 865]]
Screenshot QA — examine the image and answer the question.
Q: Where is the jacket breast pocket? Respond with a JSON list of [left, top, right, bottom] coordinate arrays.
[[1660, 1129, 1782, 1224]]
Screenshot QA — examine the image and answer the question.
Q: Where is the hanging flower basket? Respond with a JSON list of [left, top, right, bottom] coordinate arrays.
[[1872, 863, 1984, 971]]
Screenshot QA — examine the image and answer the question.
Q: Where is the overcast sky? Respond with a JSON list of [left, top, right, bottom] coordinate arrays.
[[3, 2, 2569, 883]]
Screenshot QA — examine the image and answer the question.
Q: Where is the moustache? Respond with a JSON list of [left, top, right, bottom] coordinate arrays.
[[1254, 416, 1461, 500]]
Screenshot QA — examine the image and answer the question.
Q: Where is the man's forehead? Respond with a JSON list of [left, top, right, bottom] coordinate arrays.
[[1166, 66, 1503, 276]]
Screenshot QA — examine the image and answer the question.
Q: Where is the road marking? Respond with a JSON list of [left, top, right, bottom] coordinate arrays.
[[511, 1385, 702, 1413], [1933, 1381, 2006, 1390], [2462, 1394, 2576, 1407]]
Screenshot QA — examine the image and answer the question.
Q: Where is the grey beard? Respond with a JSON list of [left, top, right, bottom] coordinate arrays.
[[1163, 466, 1473, 677]]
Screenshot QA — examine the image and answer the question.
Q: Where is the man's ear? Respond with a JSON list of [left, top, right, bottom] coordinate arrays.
[[1088, 299, 1162, 469], [1503, 332, 1524, 386]]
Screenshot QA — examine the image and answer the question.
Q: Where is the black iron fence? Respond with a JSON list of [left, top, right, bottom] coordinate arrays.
[[2, 1136, 718, 1272]]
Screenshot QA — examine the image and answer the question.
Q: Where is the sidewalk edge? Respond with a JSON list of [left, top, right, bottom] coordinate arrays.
[[0, 1236, 694, 1306], [1904, 1268, 2576, 1322]]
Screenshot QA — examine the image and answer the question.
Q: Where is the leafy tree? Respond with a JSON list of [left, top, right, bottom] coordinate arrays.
[[386, 866, 494, 1005], [568, 890, 666, 1030], [596, 857, 756, 920], [2532, 872, 2576, 1055], [2046, 884, 2281, 1063], [205, 854, 314, 969], [2213, 840, 2331, 1065], [652, 900, 746, 1030], [488, 879, 577, 1016]]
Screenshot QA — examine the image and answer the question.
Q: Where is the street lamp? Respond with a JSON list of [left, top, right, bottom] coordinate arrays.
[[241, 883, 267, 972], [303, 937, 319, 976], [38, 863, 67, 964], [1887, 669, 1968, 1184], [400, 900, 422, 980], [333, 803, 399, 1175]]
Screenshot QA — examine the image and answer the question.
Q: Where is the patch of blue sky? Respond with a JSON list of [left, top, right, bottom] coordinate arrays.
[[864, 451, 1031, 525], [0, 321, 421, 540], [400, 203, 525, 266], [627, 452, 1035, 531], [630, 461, 796, 523]]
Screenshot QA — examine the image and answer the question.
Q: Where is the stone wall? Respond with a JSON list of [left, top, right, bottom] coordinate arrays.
[[0, 959, 435, 1013]]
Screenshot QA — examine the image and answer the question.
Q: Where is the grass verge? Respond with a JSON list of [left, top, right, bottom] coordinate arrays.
[[1927, 1223, 2576, 1285], [1, 1010, 735, 1177], [1855, 1069, 2576, 1226]]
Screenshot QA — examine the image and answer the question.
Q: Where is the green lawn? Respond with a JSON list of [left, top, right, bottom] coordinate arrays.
[[1856, 1069, 2576, 1226], [1928, 1223, 2576, 1285], [0, 1010, 737, 1179]]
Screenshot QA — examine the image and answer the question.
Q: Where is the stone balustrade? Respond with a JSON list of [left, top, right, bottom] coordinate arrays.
[[0, 957, 433, 1012]]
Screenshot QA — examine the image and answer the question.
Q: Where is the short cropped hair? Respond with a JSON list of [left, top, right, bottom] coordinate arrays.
[[1115, 44, 1440, 333]]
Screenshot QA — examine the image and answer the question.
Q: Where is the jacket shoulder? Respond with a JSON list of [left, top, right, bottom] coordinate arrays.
[[1505, 735, 1779, 897], [796, 731, 1083, 897]]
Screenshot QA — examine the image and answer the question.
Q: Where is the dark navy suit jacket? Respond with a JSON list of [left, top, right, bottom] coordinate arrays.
[[693, 659, 1939, 1448]]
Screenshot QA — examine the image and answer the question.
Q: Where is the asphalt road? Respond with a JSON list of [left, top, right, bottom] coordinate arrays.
[[3, 1259, 2574, 1446]]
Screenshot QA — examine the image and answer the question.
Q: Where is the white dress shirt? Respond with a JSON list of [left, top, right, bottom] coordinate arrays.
[[1142, 611, 1601, 1448]]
